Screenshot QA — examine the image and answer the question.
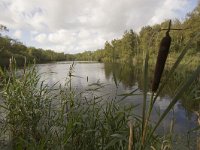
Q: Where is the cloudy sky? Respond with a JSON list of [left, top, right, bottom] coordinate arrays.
[[0, 0, 199, 53]]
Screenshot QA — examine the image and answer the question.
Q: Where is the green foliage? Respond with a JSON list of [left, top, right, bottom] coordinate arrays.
[[0, 32, 72, 67], [73, 30, 139, 63], [73, 4, 200, 64]]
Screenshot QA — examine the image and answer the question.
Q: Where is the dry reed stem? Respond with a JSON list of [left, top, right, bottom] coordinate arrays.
[[128, 121, 134, 150]]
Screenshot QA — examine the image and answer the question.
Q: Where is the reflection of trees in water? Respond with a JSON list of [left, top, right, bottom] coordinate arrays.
[[162, 67, 200, 149], [104, 62, 200, 149], [103, 62, 200, 114], [104, 62, 139, 88], [194, 110, 200, 149], [168, 67, 200, 113]]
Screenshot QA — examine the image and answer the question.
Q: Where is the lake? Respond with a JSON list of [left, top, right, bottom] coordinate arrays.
[[36, 61, 199, 148]]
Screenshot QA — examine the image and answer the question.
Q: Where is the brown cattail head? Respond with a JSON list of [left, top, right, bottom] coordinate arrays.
[[152, 21, 172, 92]]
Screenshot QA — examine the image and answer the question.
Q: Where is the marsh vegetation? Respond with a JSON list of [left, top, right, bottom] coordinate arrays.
[[0, 3, 199, 150]]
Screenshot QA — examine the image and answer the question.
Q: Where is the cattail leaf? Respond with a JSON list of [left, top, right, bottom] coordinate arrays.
[[142, 46, 149, 133], [118, 88, 139, 99], [151, 65, 200, 135], [103, 139, 118, 150], [142, 30, 159, 141], [111, 133, 126, 139]]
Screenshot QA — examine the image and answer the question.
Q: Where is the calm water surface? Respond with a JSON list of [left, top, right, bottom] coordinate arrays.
[[37, 61, 199, 148]]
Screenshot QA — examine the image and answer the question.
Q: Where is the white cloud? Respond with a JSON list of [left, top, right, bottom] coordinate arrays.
[[48, 29, 75, 44], [78, 29, 91, 39], [13, 30, 22, 38], [0, 0, 198, 53], [148, 0, 188, 25], [34, 33, 47, 43]]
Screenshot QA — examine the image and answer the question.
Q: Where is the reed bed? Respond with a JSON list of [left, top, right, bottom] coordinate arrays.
[[0, 59, 158, 149]]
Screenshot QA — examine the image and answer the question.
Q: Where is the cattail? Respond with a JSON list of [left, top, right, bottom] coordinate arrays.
[[152, 20, 172, 92]]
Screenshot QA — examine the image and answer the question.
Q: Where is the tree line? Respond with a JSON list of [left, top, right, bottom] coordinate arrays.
[[75, 3, 200, 63], [0, 25, 75, 67]]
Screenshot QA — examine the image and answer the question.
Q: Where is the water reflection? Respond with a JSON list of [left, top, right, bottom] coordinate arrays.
[[37, 62, 108, 89], [104, 62, 199, 111], [36, 61, 199, 148]]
